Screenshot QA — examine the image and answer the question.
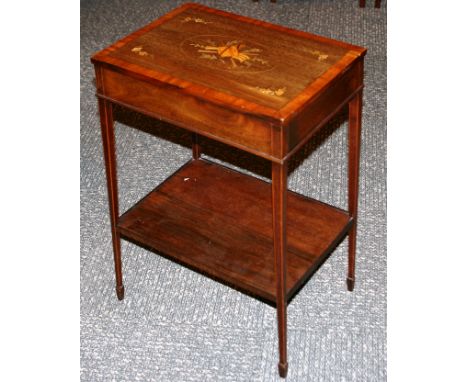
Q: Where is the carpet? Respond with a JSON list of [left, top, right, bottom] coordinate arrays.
[[80, 0, 386, 380]]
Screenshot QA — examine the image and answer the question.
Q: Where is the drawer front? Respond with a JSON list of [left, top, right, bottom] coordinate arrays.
[[287, 59, 363, 153], [98, 67, 273, 157]]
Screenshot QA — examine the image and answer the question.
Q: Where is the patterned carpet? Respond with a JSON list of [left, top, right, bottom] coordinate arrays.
[[80, 0, 386, 381]]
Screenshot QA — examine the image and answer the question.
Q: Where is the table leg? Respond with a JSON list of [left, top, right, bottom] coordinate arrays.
[[347, 90, 363, 292], [192, 133, 201, 160], [272, 161, 288, 378], [98, 98, 124, 300]]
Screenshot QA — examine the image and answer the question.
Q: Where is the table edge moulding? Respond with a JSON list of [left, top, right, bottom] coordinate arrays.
[[91, 2, 366, 378]]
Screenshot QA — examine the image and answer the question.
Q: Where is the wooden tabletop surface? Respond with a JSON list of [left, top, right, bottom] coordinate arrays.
[[91, 3, 366, 122]]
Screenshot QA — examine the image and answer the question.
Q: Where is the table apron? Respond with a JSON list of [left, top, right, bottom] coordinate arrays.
[[97, 67, 278, 160], [286, 59, 364, 156]]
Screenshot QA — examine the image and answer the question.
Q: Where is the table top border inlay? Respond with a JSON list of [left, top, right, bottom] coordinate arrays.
[[91, 3, 366, 124]]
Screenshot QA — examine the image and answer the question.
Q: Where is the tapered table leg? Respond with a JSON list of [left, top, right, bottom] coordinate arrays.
[[347, 90, 363, 292], [98, 98, 124, 300], [272, 161, 288, 378], [192, 133, 201, 160]]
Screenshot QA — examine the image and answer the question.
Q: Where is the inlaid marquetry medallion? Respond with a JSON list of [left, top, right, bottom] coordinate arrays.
[[181, 35, 274, 73]]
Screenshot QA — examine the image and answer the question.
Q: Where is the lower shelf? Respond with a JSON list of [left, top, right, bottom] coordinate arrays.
[[118, 159, 352, 304]]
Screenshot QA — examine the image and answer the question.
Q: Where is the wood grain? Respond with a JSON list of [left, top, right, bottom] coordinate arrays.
[[286, 57, 364, 155], [347, 86, 363, 291], [117, 160, 352, 303], [91, 4, 366, 377], [91, 3, 366, 122], [272, 161, 288, 376], [100, 67, 274, 157], [97, 95, 124, 300]]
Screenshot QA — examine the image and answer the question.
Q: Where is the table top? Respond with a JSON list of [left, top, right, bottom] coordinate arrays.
[[91, 2, 366, 122]]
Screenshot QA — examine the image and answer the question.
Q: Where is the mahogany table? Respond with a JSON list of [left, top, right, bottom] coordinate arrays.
[[91, 3, 366, 378]]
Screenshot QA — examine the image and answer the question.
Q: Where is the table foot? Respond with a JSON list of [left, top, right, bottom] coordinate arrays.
[[278, 361, 288, 378], [347, 277, 355, 291], [116, 285, 125, 300]]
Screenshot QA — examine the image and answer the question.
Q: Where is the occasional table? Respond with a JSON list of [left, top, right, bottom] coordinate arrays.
[[91, 3, 366, 378]]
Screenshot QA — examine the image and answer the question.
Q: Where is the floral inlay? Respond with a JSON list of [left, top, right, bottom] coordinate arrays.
[[131, 46, 153, 58], [255, 86, 286, 97], [311, 50, 328, 61], [181, 16, 212, 25]]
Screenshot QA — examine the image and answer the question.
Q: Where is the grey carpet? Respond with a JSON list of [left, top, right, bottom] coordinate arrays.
[[80, 0, 386, 381]]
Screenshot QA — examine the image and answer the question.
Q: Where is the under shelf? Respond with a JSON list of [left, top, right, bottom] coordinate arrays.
[[117, 159, 352, 304]]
